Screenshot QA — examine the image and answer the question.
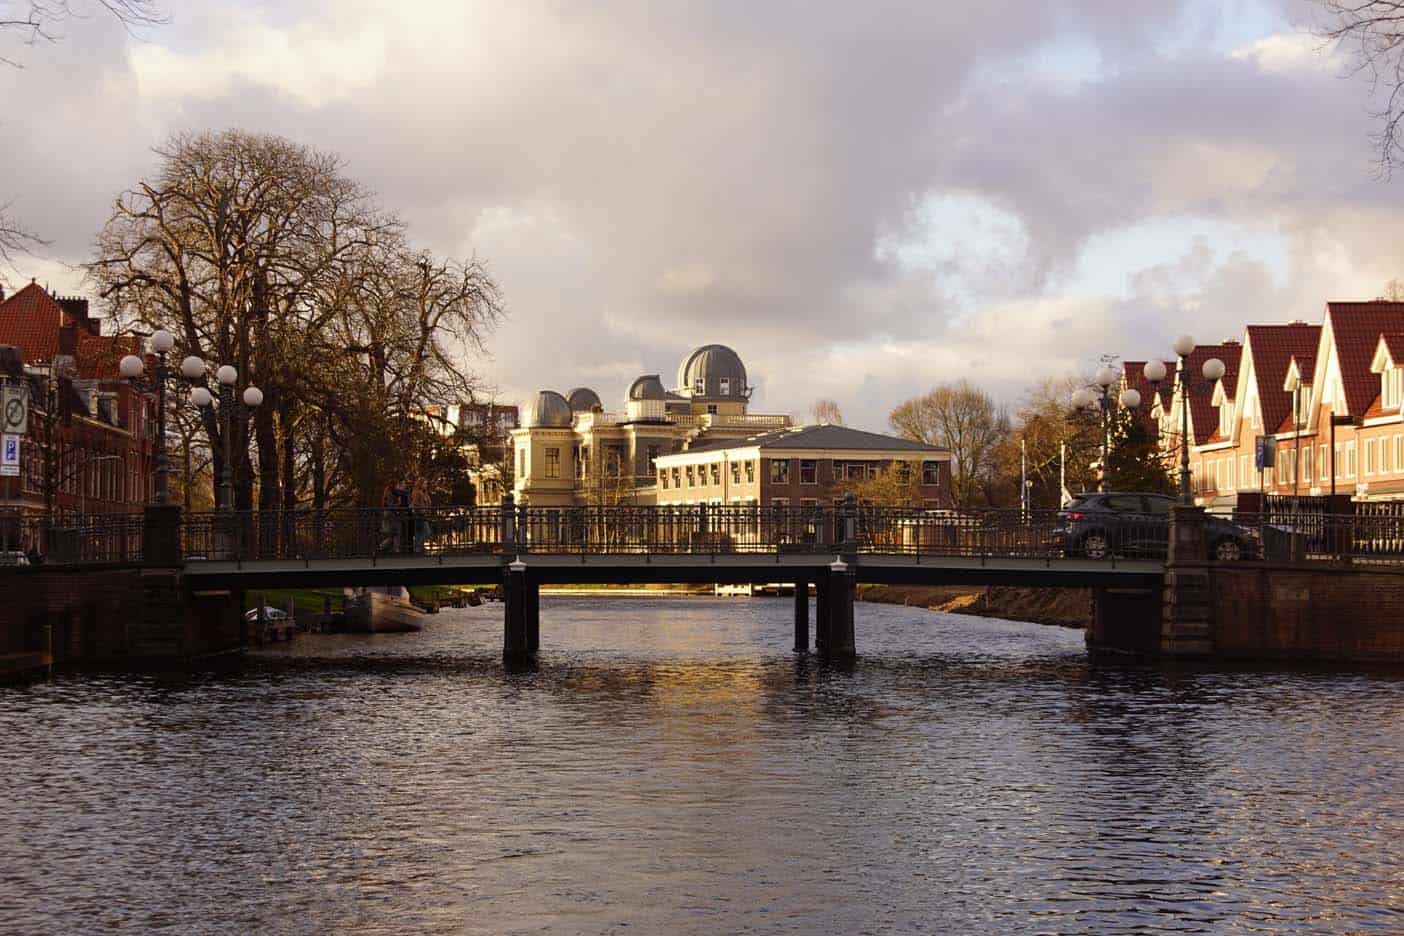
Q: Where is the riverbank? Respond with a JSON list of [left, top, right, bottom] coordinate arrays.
[[858, 584, 1091, 629]]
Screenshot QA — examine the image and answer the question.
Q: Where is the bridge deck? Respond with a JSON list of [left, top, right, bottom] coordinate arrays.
[[180, 552, 1163, 589]]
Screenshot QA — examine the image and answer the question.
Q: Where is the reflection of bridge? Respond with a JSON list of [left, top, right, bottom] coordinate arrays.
[[12, 496, 1404, 663]]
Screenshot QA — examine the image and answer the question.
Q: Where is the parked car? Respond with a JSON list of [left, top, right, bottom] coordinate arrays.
[[1056, 492, 1257, 561], [243, 606, 291, 624]]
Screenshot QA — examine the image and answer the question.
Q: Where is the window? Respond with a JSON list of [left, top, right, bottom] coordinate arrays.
[[1302, 448, 1311, 483], [710, 463, 720, 486], [1397, 435, 1404, 475], [706, 404, 718, 415], [573, 445, 583, 479], [770, 459, 789, 483], [846, 462, 868, 481], [464, 409, 483, 426], [607, 446, 623, 477], [1219, 404, 1232, 437], [1366, 439, 1376, 476], [660, 469, 668, 489], [1334, 444, 1343, 477], [517, 447, 525, 479], [800, 459, 817, 484], [745, 461, 755, 484], [1263, 466, 1273, 489], [922, 461, 941, 484], [771, 497, 789, 507], [694, 377, 706, 394], [1384, 440, 1392, 475], [1385, 368, 1404, 409], [799, 498, 819, 508], [719, 377, 731, 396], [646, 445, 660, 472], [686, 465, 696, 487], [672, 467, 681, 489], [1347, 441, 1357, 478], [545, 447, 561, 478], [731, 461, 741, 484], [1319, 445, 1328, 480]]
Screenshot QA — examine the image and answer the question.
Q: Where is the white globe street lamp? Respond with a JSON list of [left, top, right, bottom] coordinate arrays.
[[1119, 388, 1141, 409], [216, 364, 238, 386], [180, 355, 205, 380], [1143, 360, 1167, 383], [1173, 334, 1196, 358], [1202, 357, 1226, 382], [242, 386, 263, 408], [190, 386, 213, 408], [151, 329, 175, 354], [119, 354, 144, 379]]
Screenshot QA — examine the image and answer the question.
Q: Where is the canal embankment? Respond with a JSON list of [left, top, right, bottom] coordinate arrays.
[[858, 584, 1090, 629]]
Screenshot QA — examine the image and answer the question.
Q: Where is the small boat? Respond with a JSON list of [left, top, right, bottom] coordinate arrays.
[[344, 587, 424, 633]]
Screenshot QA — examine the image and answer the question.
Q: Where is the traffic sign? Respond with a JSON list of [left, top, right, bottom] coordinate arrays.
[[1, 384, 27, 435], [1, 434, 18, 477]]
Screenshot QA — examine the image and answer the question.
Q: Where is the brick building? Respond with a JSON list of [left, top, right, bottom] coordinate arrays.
[[0, 282, 154, 521], [654, 424, 951, 507]]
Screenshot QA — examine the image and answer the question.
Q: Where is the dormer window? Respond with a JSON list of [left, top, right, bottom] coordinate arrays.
[[719, 377, 730, 396], [1385, 368, 1404, 409], [694, 377, 705, 395]]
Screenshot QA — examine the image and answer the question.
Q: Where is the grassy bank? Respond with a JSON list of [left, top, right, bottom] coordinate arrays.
[[859, 584, 1090, 629]]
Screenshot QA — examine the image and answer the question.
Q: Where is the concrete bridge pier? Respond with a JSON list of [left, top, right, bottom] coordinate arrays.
[[793, 579, 809, 652], [503, 560, 537, 663], [814, 576, 830, 655], [824, 563, 856, 659]]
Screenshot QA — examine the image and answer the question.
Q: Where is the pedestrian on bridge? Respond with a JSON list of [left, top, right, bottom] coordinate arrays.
[[411, 478, 432, 554]]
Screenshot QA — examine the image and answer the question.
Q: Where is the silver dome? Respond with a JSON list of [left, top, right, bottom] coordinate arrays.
[[627, 374, 667, 402], [566, 387, 602, 411], [676, 344, 748, 398], [524, 390, 573, 428]]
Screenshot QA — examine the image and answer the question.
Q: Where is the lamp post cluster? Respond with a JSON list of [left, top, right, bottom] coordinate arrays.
[[120, 332, 262, 512], [1142, 335, 1225, 506], [1071, 366, 1142, 493]]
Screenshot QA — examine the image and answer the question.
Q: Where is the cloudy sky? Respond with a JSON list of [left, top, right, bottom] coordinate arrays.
[[1, 0, 1400, 429]]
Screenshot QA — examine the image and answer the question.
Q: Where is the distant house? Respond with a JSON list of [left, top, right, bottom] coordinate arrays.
[[0, 281, 155, 520], [654, 423, 952, 508]]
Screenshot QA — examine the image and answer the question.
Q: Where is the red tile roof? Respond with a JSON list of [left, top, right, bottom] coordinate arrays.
[[0, 281, 131, 381], [1245, 323, 1320, 438], [1378, 331, 1404, 365], [1326, 301, 1404, 417], [1182, 342, 1240, 445]]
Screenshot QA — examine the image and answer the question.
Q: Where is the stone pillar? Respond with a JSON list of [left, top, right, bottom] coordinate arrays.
[[825, 563, 857, 659], [143, 503, 182, 568], [1162, 505, 1213, 657], [504, 560, 528, 661], [793, 579, 809, 652]]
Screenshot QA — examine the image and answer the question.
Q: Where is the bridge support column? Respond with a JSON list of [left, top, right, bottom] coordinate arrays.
[[503, 561, 531, 662], [814, 575, 830, 654], [793, 579, 809, 652], [1162, 505, 1213, 657], [824, 563, 856, 660]]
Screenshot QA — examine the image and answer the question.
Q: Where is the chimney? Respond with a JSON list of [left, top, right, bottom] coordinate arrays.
[[59, 321, 78, 357], [56, 296, 97, 336]]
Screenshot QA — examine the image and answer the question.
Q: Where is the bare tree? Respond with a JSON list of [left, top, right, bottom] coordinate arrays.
[[1, 1, 164, 64], [810, 398, 843, 425], [1314, 1, 1404, 174], [889, 380, 1010, 508], [0, 202, 44, 274], [92, 129, 504, 510]]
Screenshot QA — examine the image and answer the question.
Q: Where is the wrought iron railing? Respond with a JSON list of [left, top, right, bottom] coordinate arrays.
[[9, 503, 1404, 568]]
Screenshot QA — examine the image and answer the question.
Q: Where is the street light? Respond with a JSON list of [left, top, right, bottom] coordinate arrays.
[[1143, 337, 1224, 505], [186, 359, 262, 512], [1073, 366, 1142, 493], [118, 327, 177, 505]]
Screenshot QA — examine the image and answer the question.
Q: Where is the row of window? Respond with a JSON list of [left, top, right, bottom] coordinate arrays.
[[662, 460, 758, 490], [1197, 434, 1404, 491], [659, 458, 945, 490], [519, 444, 656, 481]]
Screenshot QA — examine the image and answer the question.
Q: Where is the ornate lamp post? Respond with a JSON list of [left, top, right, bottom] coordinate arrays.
[[1143, 337, 1224, 506], [118, 328, 176, 505], [186, 360, 262, 512], [1072, 366, 1141, 493]]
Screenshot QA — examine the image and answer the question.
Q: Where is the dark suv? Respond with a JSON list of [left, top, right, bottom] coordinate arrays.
[[1057, 492, 1256, 561]]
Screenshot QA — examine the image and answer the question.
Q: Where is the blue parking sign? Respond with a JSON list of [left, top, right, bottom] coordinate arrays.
[[1, 434, 18, 476]]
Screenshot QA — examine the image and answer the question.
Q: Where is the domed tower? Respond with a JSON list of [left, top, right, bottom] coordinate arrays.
[[566, 387, 602, 412], [675, 344, 750, 418], [626, 374, 667, 422], [524, 390, 573, 428], [676, 344, 750, 403]]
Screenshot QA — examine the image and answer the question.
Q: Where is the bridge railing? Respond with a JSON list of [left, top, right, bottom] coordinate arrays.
[[1228, 511, 1404, 565], [0, 511, 145, 565], [179, 507, 509, 561], [515, 504, 838, 555]]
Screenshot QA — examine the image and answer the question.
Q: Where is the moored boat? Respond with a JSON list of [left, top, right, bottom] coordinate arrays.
[[344, 587, 424, 633]]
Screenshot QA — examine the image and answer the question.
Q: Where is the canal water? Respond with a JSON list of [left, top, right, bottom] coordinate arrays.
[[2, 597, 1401, 935]]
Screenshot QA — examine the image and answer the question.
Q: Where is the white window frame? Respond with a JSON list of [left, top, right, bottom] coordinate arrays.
[[1366, 438, 1377, 476], [719, 377, 731, 396]]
